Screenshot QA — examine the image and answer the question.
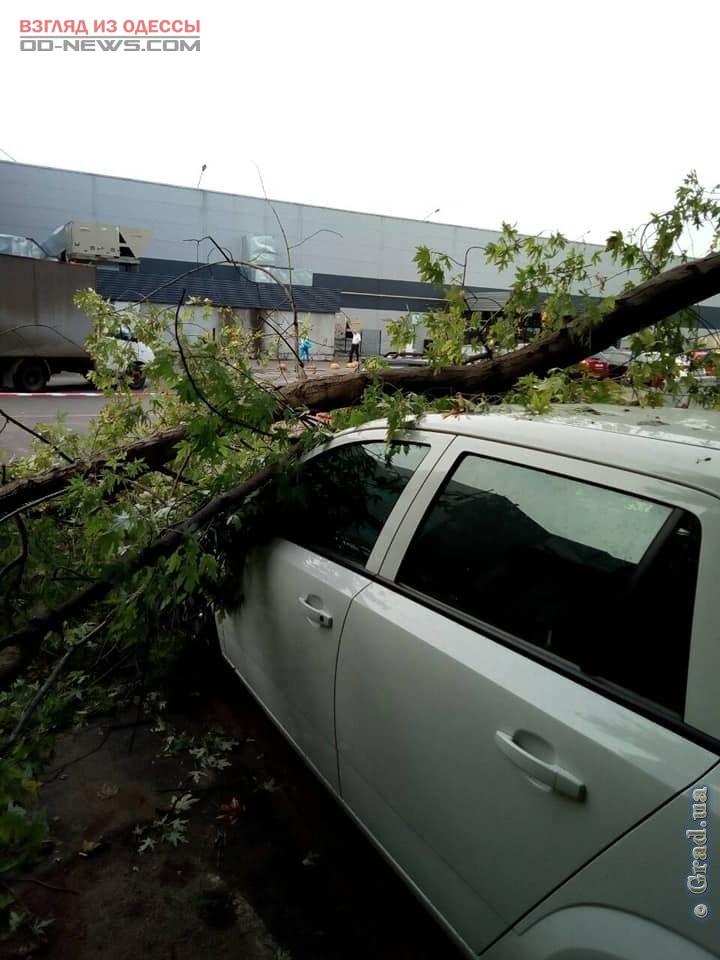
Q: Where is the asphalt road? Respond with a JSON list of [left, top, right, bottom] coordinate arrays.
[[0, 362, 356, 460], [0, 374, 110, 459]]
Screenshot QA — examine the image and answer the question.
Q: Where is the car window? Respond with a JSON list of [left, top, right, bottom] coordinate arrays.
[[284, 441, 429, 567], [397, 454, 700, 714]]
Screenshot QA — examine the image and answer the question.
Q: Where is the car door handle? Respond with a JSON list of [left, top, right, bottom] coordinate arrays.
[[298, 595, 333, 629], [494, 731, 586, 801]]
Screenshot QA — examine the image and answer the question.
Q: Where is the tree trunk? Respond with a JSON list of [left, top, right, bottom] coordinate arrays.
[[0, 426, 187, 519], [278, 251, 720, 410]]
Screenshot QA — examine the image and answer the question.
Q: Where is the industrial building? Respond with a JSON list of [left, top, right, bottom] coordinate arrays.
[[2, 159, 720, 361]]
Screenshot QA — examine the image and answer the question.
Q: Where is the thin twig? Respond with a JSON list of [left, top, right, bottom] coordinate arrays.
[[172, 291, 269, 442], [257, 311, 304, 366], [0, 406, 74, 464], [28, 878, 80, 895], [0, 488, 69, 526], [195, 353, 298, 417], [255, 167, 304, 380], [5, 615, 112, 753], [289, 228, 343, 250], [41, 726, 115, 784], [156, 464, 197, 488]]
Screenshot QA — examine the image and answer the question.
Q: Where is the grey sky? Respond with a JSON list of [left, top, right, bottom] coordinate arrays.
[[3, 0, 718, 246]]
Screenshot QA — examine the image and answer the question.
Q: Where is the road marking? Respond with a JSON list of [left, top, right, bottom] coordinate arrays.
[[0, 392, 151, 398]]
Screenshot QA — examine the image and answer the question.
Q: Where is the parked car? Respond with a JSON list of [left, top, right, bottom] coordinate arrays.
[[627, 351, 687, 387], [689, 349, 720, 387], [578, 356, 610, 378], [692, 349, 720, 370], [216, 407, 720, 960], [383, 345, 493, 367], [383, 351, 429, 366], [591, 346, 632, 376]]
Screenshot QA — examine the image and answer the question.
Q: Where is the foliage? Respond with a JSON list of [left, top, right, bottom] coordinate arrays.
[[0, 754, 46, 875], [129, 717, 237, 854], [155, 724, 238, 785], [388, 171, 720, 407]]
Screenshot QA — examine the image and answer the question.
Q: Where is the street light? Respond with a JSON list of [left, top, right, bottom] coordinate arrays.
[[196, 163, 207, 188], [461, 245, 485, 287], [422, 208, 440, 221]]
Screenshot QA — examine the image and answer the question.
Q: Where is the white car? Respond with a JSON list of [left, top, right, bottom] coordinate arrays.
[[109, 324, 154, 390], [216, 406, 720, 959]]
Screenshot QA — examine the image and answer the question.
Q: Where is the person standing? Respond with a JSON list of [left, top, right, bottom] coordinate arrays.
[[299, 335, 312, 362], [349, 329, 362, 363]]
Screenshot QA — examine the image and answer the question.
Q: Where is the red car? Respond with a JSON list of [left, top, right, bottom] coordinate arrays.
[[691, 350, 719, 376], [579, 357, 610, 378]]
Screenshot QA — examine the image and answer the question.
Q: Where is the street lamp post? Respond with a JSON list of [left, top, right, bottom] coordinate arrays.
[[461, 245, 485, 287]]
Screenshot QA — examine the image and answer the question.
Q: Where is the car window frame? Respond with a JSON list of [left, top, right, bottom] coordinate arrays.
[[282, 428, 454, 576], [376, 434, 720, 742]]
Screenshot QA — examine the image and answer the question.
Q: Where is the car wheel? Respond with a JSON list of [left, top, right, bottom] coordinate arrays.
[[13, 359, 49, 393], [128, 364, 147, 391]]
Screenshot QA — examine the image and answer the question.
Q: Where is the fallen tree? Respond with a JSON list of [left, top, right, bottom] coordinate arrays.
[[2, 244, 720, 688], [280, 247, 720, 410], [4, 169, 720, 745]]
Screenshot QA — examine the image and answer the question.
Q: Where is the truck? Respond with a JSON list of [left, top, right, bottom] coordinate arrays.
[[0, 254, 153, 392]]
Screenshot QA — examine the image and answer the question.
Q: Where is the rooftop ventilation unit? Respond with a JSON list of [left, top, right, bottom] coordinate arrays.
[[43, 221, 152, 263], [240, 233, 313, 286]]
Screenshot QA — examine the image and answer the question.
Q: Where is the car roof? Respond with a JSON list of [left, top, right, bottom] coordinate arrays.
[[350, 405, 720, 499]]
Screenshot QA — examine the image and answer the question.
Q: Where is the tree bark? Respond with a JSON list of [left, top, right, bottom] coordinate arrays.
[[0, 426, 187, 519]]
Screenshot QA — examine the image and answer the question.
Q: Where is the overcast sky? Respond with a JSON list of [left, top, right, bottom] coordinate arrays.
[[2, 0, 718, 246]]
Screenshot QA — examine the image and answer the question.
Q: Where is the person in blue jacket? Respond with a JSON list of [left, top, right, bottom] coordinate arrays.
[[299, 336, 312, 362]]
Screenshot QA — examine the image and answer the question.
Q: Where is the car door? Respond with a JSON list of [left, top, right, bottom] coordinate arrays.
[[334, 435, 720, 954], [216, 429, 451, 791]]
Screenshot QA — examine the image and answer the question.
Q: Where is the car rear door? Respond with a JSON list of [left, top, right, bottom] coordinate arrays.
[[216, 429, 452, 791], [334, 435, 720, 954]]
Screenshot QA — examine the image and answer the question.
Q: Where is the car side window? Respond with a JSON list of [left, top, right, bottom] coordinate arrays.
[[397, 454, 701, 714], [284, 441, 429, 567]]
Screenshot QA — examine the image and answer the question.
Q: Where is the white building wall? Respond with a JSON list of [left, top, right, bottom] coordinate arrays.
[[4, 160, 720, 335], [0, 161, 593, 290]]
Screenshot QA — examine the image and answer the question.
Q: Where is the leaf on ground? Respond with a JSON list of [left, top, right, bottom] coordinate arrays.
[[96, 783, 119, 801], [79, 838, 107, 857]]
